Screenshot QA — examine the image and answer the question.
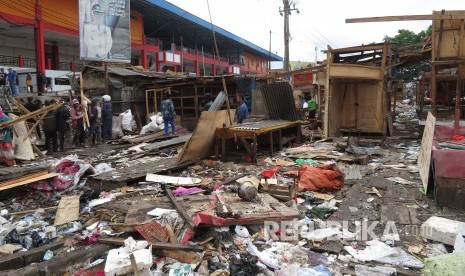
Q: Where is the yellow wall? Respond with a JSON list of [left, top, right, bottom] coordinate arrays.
[[0, 0, 35, 20], [41, 0, 79, 30], [131, 10, 144, 45]]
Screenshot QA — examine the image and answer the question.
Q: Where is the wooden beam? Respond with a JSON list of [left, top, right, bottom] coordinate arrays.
[[162, 184, 196, 229], [23, 112, 47, 141], [346, 14, 465, 23], [0, 102, 61, 129]]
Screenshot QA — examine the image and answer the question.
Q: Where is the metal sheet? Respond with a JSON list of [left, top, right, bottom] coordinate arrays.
[[208, 91, 228, 111], [142, 135, 191, 152], [232, 120, 291, 130], [260, 82, 299, 121]]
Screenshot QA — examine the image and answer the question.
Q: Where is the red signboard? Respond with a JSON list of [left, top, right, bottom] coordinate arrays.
[[293, 73, 313, 87]]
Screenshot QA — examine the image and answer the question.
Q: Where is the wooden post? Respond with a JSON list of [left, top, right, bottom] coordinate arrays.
[[80, 73, 89, 129], [455, 20, 465, 133], [323, 49, 331, 138], [145, 89, 150, 116]]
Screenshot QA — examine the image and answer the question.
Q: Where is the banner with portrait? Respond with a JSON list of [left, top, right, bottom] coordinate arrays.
[[79, 0, 131, 62]]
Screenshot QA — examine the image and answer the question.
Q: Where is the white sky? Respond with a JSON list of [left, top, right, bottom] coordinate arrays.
[[166, 0, 464, 68]]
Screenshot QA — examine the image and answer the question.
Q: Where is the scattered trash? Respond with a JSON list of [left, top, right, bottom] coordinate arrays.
[[386, 177, 415, 184]]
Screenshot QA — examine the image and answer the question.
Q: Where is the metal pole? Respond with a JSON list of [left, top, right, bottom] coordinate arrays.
[[269, 30, 272, 71], [284, 0, 289, 71], [104, 62, 109, 94]]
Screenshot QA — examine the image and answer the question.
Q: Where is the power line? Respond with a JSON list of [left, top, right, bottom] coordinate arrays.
[[313, 28, 338, 48]]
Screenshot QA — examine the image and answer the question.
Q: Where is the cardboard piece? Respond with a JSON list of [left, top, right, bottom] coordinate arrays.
[[54, 195, 81, 226]]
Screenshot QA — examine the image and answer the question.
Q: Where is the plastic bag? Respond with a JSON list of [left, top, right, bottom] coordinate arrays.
[[121, 110, 134, 131], [112, 115, 124, 138]]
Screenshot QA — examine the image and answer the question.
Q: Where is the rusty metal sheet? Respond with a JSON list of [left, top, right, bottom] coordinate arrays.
[[260, 81, 299, 121], [435, 177, 465, 211]]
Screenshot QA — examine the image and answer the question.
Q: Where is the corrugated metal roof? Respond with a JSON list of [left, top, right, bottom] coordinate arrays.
[[135, 0, 282, 62], [260, 82, 299, 121]]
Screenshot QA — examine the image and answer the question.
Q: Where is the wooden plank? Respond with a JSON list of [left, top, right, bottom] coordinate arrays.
[[329, 64, 382, 80], [0, 172, 58, 191], [146, 174, 201, 185], [129, 254, 141, 276], [418, 112, 436, 192], [177, 110, 234, 164], [346, 14, 465, 23], [97, 238, 203, 251], [54, 195, 81, 225]]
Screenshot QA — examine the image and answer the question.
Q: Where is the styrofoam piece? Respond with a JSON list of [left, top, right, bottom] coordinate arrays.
[[420, 216, 465, 246], [454, 223, 465, 253], [104, 237, 151, 276], [345, 240, 397, 262], [104, 247, 152, 276]]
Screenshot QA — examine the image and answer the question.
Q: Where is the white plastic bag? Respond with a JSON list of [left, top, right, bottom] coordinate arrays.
[[121, 110, 133, 131]]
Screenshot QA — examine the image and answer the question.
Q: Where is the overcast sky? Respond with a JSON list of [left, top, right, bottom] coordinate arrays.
[[166, 0, 463, 67]]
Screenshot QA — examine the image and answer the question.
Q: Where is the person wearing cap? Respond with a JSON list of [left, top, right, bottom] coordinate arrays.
[[0, 106, 15, 166], [71, 99, 85, 146], [55, 99, 71, 151], [83, 3, 112, 59], [102, 95, 113, 141], [7, 68, 18, 97], [199, 93, 213, 113]]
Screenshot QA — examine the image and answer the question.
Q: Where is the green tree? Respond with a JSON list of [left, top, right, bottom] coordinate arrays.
[[384, 26, 432, 83]]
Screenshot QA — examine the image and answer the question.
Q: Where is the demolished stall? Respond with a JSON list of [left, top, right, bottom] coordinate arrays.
[[145, 75, 270, 130], [346, 10, 465, 132], [323, 44, 390, 138], [214, 82, 301, 162], [81, 66, 154, 117]]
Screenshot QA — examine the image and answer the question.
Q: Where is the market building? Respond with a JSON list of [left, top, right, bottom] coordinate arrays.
[[0, 0, 281, 77]]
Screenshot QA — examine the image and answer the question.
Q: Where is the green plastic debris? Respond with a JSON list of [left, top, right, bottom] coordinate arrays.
[[296, 158, 318, 166], [422, 253, 465, 276]]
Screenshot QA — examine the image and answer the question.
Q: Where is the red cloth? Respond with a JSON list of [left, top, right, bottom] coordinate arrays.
[[261, 167, 280, 179], [452, 135, 465, 141], [289, 164, 344, 192]]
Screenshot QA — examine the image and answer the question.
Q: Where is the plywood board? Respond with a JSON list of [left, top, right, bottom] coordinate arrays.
[[54, 195, 81, 226], [418, 112, 436, 192], [433, 11, 465, 59], [177, 110, 234, 164]]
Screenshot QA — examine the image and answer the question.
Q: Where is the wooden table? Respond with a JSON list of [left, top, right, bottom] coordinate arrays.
[[215, 120, 301, 162]]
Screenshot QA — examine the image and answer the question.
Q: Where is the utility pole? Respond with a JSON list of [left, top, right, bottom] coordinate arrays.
[[279, 0, 299, 72], [268, 30, 272, 71]]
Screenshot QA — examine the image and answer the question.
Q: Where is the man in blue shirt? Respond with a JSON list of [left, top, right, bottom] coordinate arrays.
[[236, 93, 249, 124], [7, 68, 18, 96]]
